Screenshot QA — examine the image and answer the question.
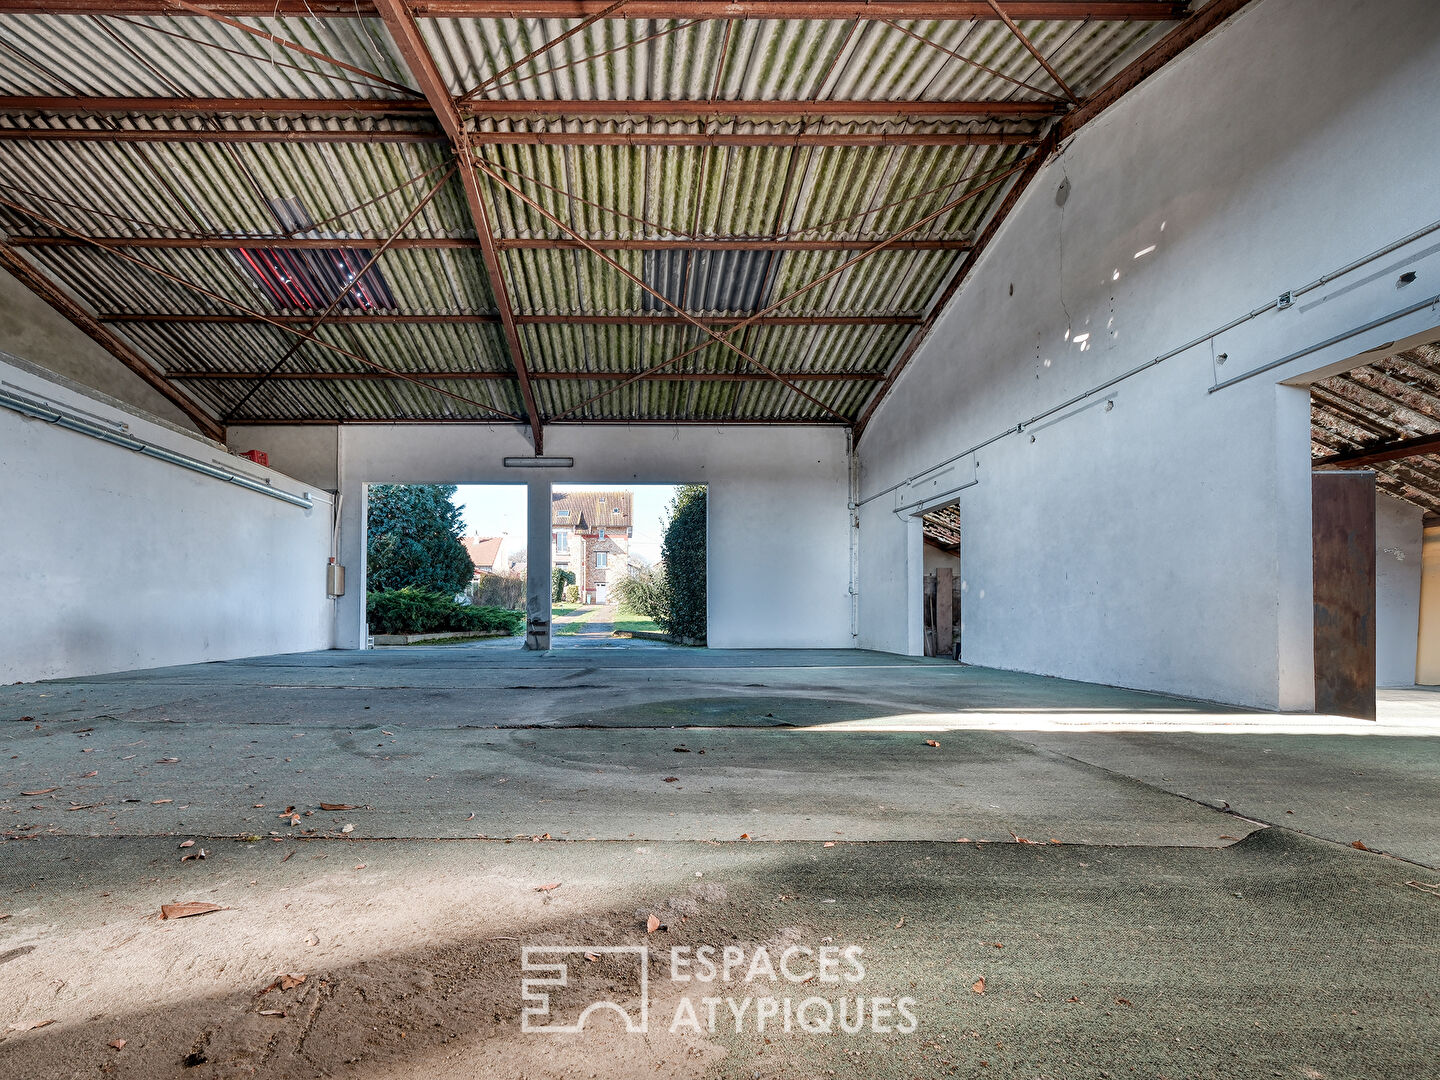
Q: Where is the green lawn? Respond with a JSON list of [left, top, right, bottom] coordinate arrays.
[[551, 602, 662, 637], [612, 604, 662, 636]]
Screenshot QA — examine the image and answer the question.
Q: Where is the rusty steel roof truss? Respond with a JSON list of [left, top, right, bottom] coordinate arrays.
[[0, 0, 1252, 435]]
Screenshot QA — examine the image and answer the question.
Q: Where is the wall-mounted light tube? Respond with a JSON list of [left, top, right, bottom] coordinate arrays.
[[503, 456, 575, 468]]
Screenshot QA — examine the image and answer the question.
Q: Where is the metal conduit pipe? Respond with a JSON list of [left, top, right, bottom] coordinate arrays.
[[857, 216, 1440, 508], [0, 387, 314, 510]]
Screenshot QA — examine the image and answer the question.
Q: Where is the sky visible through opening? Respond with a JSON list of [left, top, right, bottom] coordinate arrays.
[[455, 484, 684, 568]]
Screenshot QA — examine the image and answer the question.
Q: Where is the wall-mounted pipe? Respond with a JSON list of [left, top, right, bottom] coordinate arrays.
[[0, 387, 314, 510], [1208, 292, 1440, 393], [858, 216, 1440, 507]]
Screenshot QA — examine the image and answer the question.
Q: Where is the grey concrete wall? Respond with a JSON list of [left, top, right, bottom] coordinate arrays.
[[225, 424, 339, 490], [1375, 493, 1423, 688], [857, 0, 1440, 709], [0, 265, 197, 430], [225, 423, 855, 651], [0, 357, 334, 683]]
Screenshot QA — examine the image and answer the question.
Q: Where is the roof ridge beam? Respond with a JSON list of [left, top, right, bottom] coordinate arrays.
[[373, 0, 546, 452], [13, 235, 971, 252]]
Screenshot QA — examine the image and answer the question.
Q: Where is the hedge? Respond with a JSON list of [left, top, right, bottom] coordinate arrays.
[[367, 588, 525, 636]]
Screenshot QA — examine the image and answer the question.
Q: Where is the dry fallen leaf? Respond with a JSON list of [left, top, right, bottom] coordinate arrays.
[[179, 840, 195, 848], [159, 901, 224, 920], [354, 864, 366, 870], [8, 1019, 56, 1032], [894, 916, 905, 929], [319, 803, 355, 811], [663, 776, 680, 783], [180, 849, 207, 862], [1010, 833, 1039, 845], [1115, 997, 1133, 1007], [109, 1039, 126, 1050], [924, 740, 940, 748], [1351, 840, 1371, 851], [278, 973, 306, 990], [823, 841, 835, 847], [646, 914, 661, 934], [972, 978, 986, 994], [739, 833, 750, 840], [20, 788, 56, 796], [535, 882, 562, 892]]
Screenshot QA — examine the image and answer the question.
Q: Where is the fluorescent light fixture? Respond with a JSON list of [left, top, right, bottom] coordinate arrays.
[[503, 455, 575, 468]]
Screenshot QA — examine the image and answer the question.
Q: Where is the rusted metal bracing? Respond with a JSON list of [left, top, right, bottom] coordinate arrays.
[[170, 369, 886, 382], [373, 0, 546, 450], [0, 2, 1188, 17], [0, 0, 1239, 427], [220, 163, 456, 421], [0, 240, 225, 440], [1311, 342, 1440, 515], [14, 236, 970, 253]]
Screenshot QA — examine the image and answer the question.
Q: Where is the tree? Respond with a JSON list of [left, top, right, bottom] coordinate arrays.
[[366, 484, 474, 595], [659, 484, 707, 641], [552, 566, 575, 602]]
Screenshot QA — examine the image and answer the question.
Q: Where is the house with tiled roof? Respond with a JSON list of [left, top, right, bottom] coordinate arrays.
[[552, 491, 634, 605], [461, 535, 504, 577]]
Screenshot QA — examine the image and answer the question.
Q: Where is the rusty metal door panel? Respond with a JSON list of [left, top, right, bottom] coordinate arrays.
[[1313, 471, 1376, 719]]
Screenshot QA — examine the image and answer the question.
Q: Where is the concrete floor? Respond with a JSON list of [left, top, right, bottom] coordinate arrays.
[[2, 644, 1437, 1078]]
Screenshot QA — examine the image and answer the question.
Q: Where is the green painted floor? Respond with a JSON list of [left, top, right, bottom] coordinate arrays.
[[1, 646, 1436, 1078]]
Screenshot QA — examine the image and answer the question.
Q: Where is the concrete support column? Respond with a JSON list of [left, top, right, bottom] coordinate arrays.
[[525, 479, 552, 650], [905, 513, 925, 657], [1275, 383, 1316, 710]]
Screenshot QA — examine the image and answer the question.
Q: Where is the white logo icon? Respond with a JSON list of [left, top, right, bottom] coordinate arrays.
[[520, 946, 649, 1034]]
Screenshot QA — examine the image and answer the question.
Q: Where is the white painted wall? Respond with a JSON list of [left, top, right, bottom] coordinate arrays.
[[228, 422, 855, 650], [923, 545, 962, 577], [1375, 492, 1423, 688], [0, 355, 334, 683], [0, 266, 198, 431], [858, 0, 1440, 709]]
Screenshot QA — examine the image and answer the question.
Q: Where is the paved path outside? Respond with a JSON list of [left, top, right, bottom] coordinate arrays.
[[553, 602, 618, 641]]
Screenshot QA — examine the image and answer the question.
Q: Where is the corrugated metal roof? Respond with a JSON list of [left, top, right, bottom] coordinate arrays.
[[1311, 340, 1440, 516], [0, 6, 1184, 429]]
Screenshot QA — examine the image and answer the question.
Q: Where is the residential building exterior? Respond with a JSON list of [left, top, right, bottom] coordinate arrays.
[[552, 491, 633, 604], [461, 535, 504, 577]]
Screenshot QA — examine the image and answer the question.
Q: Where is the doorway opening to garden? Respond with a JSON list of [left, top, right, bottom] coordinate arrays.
[[550, 484, 708, 646], [363, 483, 528, 647]]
